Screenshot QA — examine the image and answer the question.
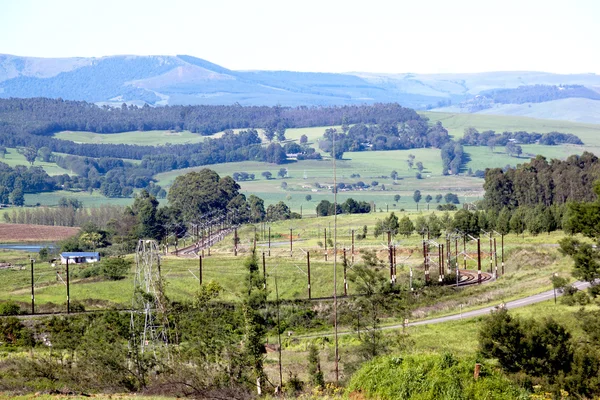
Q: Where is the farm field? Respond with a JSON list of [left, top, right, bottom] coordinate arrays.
[[23, 190, 142, 208], [420, 111, 600, 142], [0, 148, 72, 176], [4, 112, 598, 213], [54, 129, 214, 145], [0, 223, 78, 243], [0, 212, 576, 317]]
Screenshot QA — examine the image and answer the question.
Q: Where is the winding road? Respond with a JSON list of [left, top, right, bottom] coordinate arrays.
[[298, 280, 591, 339]]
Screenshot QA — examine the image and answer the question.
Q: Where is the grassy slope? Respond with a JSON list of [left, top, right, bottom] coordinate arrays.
[[54, 129, 223, 145], [1, 148, 71, 176], [0, 212, 577, 311]]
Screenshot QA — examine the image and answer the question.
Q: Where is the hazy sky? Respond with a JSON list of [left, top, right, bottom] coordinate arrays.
[[1, 0, 598, 74]]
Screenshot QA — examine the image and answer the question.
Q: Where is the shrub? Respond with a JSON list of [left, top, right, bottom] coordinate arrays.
[[346, 354, 528, 400], [0, 301, 21, 316]]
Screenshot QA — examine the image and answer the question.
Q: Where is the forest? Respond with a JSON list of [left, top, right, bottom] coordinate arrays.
[[483, 152, 600, 209], [481, 84, 600, 104]]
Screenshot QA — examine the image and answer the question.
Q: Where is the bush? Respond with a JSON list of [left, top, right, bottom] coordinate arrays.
[[100, 257, 132, 280], [346, 354, 528, 399], [0, 317, 34, 347], [0, 301, 21, 316]]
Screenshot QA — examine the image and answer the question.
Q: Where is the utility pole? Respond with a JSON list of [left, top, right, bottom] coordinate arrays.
[[351, 229, 355, 264], [307, 251, 311, 299], [343, 248, 347, 295], [66, 258, 70, 314], [389, 244, 394, 284], [333, 126, 339, 384], [275, 275, 283, 393], [268, 226, 271, 257], [262, 252, 267, 290], [493, 238, 498, 278], [477, 238, 482, 284], [290, 228, 293, 257], [199, 255, 203, 285], [30, 258, 34, 315], [501, 234, 505, 275], [234, 227, 238, 256], [324, 228, 328, 261]]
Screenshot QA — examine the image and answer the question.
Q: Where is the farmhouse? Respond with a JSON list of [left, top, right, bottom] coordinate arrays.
[[60, 252, 100, 265]]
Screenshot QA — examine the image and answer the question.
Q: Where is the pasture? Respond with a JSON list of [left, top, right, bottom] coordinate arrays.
[[54, 129, 213, 145], [0, 212, 576, 318]]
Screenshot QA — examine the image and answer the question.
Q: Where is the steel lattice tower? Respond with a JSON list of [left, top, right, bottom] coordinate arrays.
[[130, 239, 170, 357]]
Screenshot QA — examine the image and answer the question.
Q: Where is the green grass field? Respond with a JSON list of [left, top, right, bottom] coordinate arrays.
[[420, 111, 600, 142], [23, 189, 141, 208], [54, 129, 213, 145], [0, 211, 578, 316], [0, 148, 72, 176]]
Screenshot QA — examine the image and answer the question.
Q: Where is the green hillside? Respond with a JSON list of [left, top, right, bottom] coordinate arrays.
[[54, 129, 212, 145]]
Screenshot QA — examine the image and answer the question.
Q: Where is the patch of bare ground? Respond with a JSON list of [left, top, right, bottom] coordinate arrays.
[[0, 223, 79, 242]]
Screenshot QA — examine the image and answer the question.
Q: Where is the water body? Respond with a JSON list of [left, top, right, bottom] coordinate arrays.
[[0, 243, 56, 252]]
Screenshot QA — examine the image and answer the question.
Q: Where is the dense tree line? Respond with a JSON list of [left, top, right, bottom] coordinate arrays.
[[481, 84, 600, 104], [0, 162, 59, 205], [483, 152, 600, 209], [316, 198, 371, 216], [461, 127, 583, 147], [318, 120, 450, 156], [0, 97, 421, 137], [2, 203, 126, 227]]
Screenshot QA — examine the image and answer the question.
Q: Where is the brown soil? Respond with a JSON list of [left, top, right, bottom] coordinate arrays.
[[0, 223, 79, 242]]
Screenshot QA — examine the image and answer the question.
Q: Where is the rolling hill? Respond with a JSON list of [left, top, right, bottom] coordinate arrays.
[[2, 54, 600, 122]]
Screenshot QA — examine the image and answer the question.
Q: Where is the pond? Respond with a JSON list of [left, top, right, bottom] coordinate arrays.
[[0, 243, 56, 252]]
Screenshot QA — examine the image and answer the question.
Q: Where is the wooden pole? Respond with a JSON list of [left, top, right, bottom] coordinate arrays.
[[262, 252, 267, 290], [423, 240, 429, 284], [30, 259, 34, 315], [440, 244, 445, 281], [324, 228, 328, 261], [389, 245, 394, 284], [493, 238, 498, 278], [234, 227, 238, 256], [268, 226, 271, 257], [66, 258, 70, 314], [477, 238, 482, 284], [343, 248, 347, 295], [307, 251, 311, 299], [290, 228, 293, 257], [489, 234, 493, 274], [351, 229, 355, 264], [501, 234, 505, 275], [199, 255, 203, 285]]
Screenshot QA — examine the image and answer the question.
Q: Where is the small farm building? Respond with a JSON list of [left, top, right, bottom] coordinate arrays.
[[60, 252, 100, 264]]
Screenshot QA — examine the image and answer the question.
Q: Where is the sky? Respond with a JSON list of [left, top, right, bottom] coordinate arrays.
[[1, 0, 598, 75]]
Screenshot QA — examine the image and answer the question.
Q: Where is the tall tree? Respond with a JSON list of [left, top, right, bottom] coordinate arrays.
[[413, 190, 422, 210]]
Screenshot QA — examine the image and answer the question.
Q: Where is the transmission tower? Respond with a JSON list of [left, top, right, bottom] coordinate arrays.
[[130, 239, 170, 358]]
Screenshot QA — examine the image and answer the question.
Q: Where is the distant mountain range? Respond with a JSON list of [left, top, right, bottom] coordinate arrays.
[[1, 54, 600, 123]]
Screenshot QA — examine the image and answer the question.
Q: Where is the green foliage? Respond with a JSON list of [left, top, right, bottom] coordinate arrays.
[[346, 354, 528, 400], [479, 309, 573, 381], [559, 237, 600, 283], [100, 256, 132, 280], [307, 343, 325, 388], [167, 169, 243, 222], [0, 300, 21, 316], [450, 209, 477, 236], [242, 251, 268, 389], [397, 215, 415, 237], [0, 317, 34, 347], [374, 212, 399, 237], [267, 201, 291, 221]]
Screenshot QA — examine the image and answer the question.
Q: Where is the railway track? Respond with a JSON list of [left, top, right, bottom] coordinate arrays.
[[455, 269, 494, 286]]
